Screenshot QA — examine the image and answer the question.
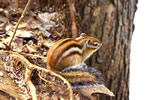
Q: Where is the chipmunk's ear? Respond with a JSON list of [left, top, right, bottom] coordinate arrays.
[[80, 33, 87, 37]]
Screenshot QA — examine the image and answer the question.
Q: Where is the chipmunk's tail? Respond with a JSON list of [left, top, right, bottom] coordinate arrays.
[[60, 64, 115, 98]]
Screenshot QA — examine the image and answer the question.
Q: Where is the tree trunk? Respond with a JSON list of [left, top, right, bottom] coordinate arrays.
[[72, 0, 137, 100]]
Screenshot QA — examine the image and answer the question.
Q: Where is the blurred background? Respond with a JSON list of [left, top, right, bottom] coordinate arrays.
[[130, 0, 150, 100]]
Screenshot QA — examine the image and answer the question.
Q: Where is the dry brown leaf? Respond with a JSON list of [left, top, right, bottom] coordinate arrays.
[[42, 40, 55, 48], [11, 38, 23, 49], [15, 30, 32, 38], [25, 45, 37, 53], [17, 22, 30, 30], [38, 12, 58, 26], [0, 15, 8, 22]]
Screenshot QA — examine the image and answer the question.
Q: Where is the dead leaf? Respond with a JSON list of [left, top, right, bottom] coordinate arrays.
[[38, 12, 58, 25], [15, 30, 32, 38], [11, 38, 23, 49], [42, 40, 55, 48], [25, 45, 37, 53], [0, 15, 8, 22]]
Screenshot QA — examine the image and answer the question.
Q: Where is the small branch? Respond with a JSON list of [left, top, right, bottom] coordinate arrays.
[[38, 71, 58, 86], [48, 69, 74, 100], [8, 0, 32, 48], [25, 67, 37, 100], [67, 0, 78, 38], [10, 53, 74, 100], [35, 66, 74, 100], [10, 53, 37, 100]]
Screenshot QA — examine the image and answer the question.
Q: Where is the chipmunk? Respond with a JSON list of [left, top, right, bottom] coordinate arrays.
[[46, 33, 114, 98], [61, 64, 114, 98], [46, 33, 102, 71]]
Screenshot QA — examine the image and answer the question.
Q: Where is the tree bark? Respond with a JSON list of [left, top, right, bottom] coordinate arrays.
[[72, 0, 137, 100]]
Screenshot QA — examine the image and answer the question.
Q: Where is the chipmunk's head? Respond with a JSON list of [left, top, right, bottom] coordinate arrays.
[[76, 33, 102, 61]]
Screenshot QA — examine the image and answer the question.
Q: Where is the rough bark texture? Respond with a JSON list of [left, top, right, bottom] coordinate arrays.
[[65, 0, 137, 100], [73, 0, 137, 100]]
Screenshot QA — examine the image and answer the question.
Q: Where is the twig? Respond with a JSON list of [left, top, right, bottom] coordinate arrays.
[[25, 67, 37, 100], [10, 53, 37, 100], [48, 68, 74, 100], [38, 71, 58, 86], [21, 53, 46, 61], [67, 0, 78, 38], [35, 66, 74, 100], [8, 0, 32, 48], [10, 53, 74, 100]]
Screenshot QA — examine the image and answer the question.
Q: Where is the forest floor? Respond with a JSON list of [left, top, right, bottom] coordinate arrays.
[[0, 0, 76, 100]]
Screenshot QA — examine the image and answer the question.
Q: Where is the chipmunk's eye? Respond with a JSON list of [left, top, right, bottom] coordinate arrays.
[[93, 42, 99, 47], [86, 40, 99, 48]]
